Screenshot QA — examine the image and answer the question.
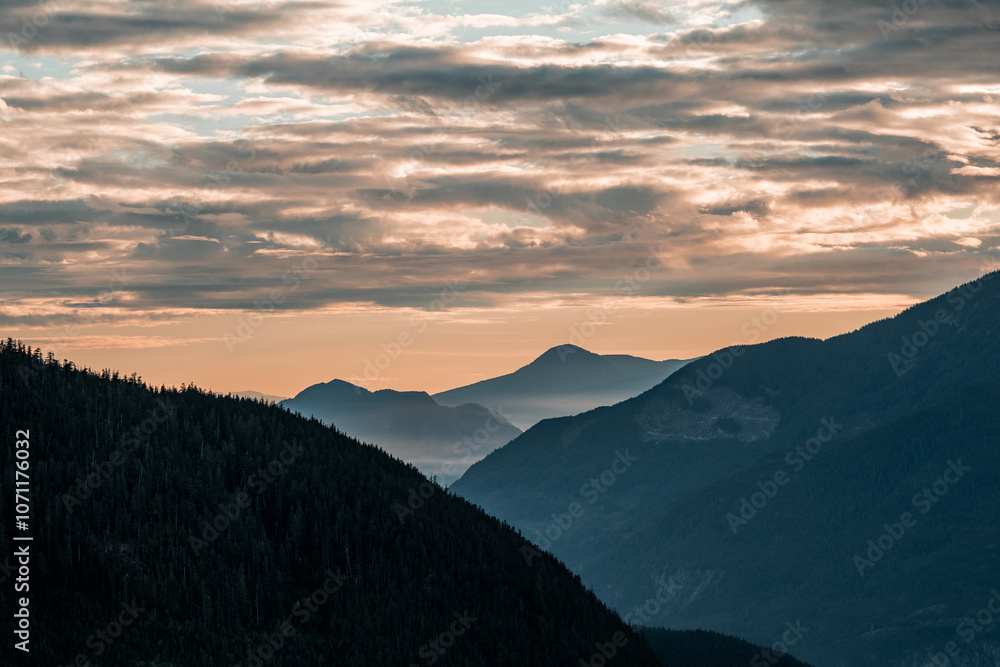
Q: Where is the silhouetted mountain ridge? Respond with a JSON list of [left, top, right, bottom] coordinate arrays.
[[434, 344, 692, 429], [0, 340, 670, 667], [452, 270, 1000, 666], [281, 378, 521, 485], [0, 340, 820, 667], [291, 379, 438, 409]]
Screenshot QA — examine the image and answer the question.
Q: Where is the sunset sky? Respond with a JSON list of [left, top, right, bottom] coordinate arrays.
[[1, 0, 998, 396]]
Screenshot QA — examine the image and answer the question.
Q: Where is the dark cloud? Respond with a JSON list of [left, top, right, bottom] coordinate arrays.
[[152, 50, 684, 103], [972, 126, 1000, 145], [1, 0, 998, 328], [0, 228, 32, 244], [1, 1, 323, 53], [602, 1, 675, 24], [594, 186, 661, 215], [698, 199, 771, 218]]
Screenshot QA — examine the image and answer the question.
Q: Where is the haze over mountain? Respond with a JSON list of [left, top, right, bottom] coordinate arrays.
[[0, 343, 644, 665], [234, 390, 290, 404], [452, 270, 1000, 666], [0, 340, 817, 667], [434, 344, 692, 429], [281, 379, 521, 485]]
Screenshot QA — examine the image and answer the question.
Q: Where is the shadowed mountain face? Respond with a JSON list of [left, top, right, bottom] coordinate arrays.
[[0, 340, 673, 667], [433, 344, 692, 429], [451, 271, 1000, 667], [642, 628, 813, 667], [281, 379, 520, 485]]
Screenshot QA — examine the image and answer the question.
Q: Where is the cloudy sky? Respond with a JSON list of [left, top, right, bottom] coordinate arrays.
[[1, 0, 998, 395]]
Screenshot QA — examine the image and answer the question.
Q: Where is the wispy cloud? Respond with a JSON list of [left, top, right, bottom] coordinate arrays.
[[1, 0, 998, 332]]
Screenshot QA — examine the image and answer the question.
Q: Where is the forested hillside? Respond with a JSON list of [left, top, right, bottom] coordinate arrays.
[[0, 339, 668, 666], [641, 628, 812, 667], [452, 270, 1000, 665]]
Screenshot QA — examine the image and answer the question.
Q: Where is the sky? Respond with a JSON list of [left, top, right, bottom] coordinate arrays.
[[1, 0, 998, 396]]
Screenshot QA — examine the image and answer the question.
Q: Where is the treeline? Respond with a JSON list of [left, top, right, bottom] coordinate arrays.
[[0, 339, 668, 666]]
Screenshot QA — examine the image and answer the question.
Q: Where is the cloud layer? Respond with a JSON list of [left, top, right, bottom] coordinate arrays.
[[2, 0, 999, 333]]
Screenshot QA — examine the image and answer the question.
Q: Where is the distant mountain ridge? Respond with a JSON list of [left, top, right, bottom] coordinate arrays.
[[281, 379, 521, 485], [233, 390, 289, 404], [451, 270, 1000, 667], [433, 344, 692, 429], [0, 339, 674, 666]]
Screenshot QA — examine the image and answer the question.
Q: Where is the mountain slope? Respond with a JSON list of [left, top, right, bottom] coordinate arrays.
[[641, 628, 812, 667], [281, 379, 521, 485], [0, 340, 667, 667], [451, 270, 1000, 666], [433, 344, 692, 429], [625, 385, 1000, 666]]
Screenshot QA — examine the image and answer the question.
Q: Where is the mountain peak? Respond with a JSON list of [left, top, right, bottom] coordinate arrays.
[[285, 378, 369, 405], [325, 378, 370, 394], [531, 344, 596, 365], [434, 345, 690, 429]]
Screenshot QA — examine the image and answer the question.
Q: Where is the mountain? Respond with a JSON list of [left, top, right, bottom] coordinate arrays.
[[642, 628, 812, 667], [0, 340, 669, 666], [451, 271, 1000, 666], [280, 379, 521, 485], [234, 390, 289, 404], [433, 344, 692, 429]]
